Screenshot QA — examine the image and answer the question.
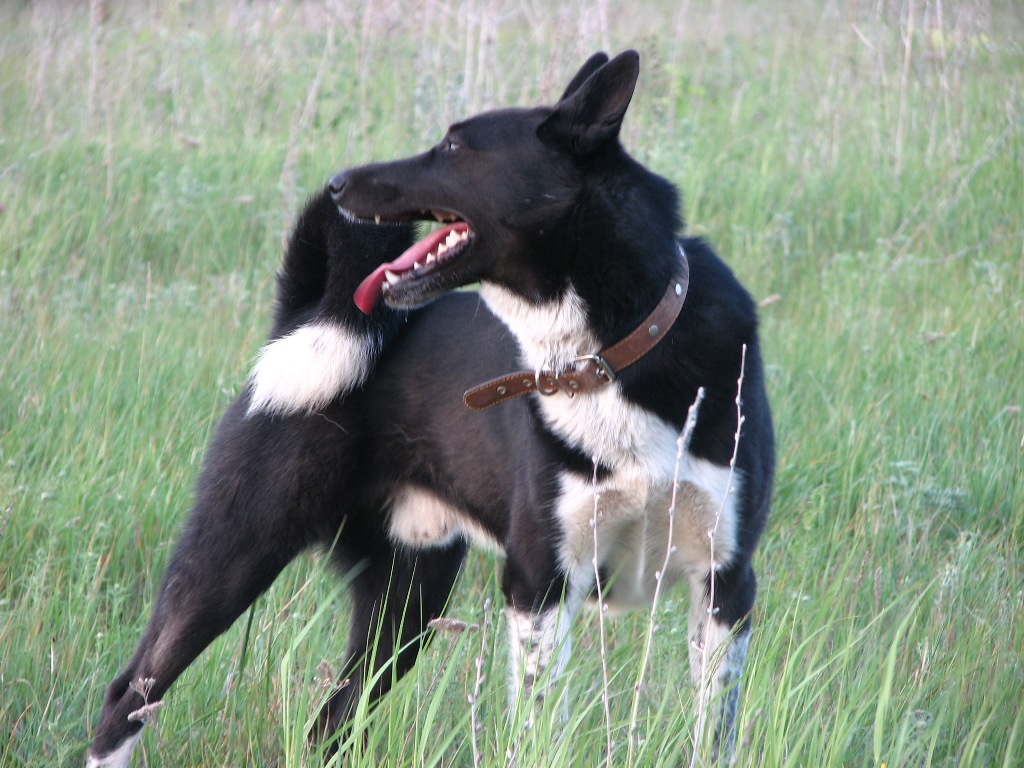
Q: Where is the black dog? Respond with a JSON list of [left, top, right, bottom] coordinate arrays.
[[88, 51, 773, 766]]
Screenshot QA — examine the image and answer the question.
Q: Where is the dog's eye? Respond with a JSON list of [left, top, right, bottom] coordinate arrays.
[[443, 140, 460, 153]]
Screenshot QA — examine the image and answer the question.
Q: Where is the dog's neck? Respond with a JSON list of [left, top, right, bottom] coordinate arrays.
[[479, 281, 599, 374], [466, 265, 689, 411], [479, 242, 686, 373]]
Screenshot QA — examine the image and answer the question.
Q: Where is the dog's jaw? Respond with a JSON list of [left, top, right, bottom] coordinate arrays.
[[352, 221, 473, 314]]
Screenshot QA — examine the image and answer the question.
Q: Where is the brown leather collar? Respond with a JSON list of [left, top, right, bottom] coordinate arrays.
[[463, 249, 690, 411]]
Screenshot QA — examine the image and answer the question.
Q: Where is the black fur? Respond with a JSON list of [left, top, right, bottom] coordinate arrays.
[[88, 50, 774, 767]]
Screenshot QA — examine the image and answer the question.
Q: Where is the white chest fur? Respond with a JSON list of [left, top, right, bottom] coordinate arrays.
[[481, 282, 740, 608], [556, 453, 740, 611]]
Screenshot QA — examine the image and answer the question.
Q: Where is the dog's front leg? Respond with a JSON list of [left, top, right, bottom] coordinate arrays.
[[505, 603, 574, 718], [502, 547, 589, 726], [687, 562, 757, 763]]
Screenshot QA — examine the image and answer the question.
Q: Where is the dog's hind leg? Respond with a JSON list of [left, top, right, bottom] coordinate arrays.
[[687, 561, 757, 764], [88, 535, 300, 767], [315, 540, 466, 753], [87, 401, 343, 767], [87, 499, 303, 767]]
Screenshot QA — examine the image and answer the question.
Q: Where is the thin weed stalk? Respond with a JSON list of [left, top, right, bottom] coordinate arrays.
[[467, 598, 492, 768], [280, 23, 335, 248], [895, 0, 915, 177]]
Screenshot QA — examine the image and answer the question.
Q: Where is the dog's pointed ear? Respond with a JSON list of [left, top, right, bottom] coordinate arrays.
[[558, 52, 610, 101], [538, 50, 640, 156]]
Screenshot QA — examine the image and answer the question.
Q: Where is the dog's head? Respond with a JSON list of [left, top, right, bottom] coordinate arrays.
[[330, 50, 642, 313]]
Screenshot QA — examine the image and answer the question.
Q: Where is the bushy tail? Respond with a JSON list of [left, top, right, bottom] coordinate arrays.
[[247, 188, 414, 417]]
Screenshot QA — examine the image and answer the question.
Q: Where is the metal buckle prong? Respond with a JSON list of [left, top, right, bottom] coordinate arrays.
[[575, 354, 616, 383]]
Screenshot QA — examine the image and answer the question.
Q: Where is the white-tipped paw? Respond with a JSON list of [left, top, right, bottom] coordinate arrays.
[[85, 731, 142, 768]]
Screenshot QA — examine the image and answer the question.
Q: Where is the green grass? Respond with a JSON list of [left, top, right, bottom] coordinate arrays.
[[2, 1, 1022, 766]]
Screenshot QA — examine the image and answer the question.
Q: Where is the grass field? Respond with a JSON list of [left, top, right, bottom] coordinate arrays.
[[1, 1, 1022, 766]]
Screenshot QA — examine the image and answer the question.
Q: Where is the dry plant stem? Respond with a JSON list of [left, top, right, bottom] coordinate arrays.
[[626, 387, 707, 767], [895, 0, 915, 178], [667, 0, 694, 132], [32, 4, 58, 136], [88, 0, 106, 129], [87, 0, 115, 199], [596, 0, 610, 53], [37, 636, 60, 738], [690, 344, 746, 768], [354, 0, 376, 140], [591, 458, 614, 768], [461, 0, 476, 111], [127, 677, 162, 723], [280, 24, 335, 249], [468, 598, 491, 768]]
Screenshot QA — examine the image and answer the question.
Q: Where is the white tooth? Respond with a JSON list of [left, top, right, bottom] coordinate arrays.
[[385, 270, 401, 285], [375, 214, 381, 224], [446, 231, 460, 247], [426, 253, 436, 265], [413, 261, 423, 270], [436, 243, 449, 257], [381, 280, 390, 292]]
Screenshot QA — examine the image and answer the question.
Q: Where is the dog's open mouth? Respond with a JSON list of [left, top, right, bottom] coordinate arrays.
[[353, 214, 474, 314]]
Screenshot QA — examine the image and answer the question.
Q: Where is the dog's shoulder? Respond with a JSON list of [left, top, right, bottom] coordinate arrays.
[[678, 236, 758, 335]]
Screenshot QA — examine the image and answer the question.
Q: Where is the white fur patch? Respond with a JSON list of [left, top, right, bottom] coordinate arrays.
[[479, 283, 597, 373], [506, 603, 576, 711], [85, 730, 142, 768], [557, 457, 740, 612], [387, 486, 500, 551], [688, 584, 749, 758], [548, 383, 685, 476], [246, 322, 375, 417], [689, 615, 748, 693], [481, 282, 682, 474], [481, 280, 741, 609]]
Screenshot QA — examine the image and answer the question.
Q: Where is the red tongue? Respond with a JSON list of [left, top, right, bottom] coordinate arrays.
[[353, 222, 469, 314]]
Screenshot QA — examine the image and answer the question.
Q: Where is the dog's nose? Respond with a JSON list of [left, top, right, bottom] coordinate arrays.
[[328, 170, 348, 200]]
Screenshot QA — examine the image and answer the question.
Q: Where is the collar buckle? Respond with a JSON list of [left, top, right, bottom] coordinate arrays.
[[575, 353, 617, 384]]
